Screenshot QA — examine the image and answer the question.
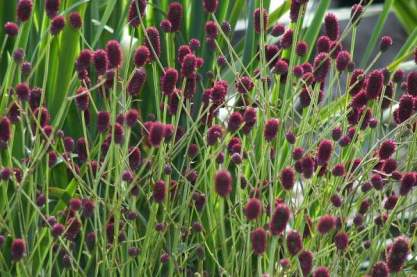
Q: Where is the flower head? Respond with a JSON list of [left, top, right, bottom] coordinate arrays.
[[214, 169, 232, 197]]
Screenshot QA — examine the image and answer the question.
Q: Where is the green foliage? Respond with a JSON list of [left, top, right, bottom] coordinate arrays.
[[0, 0, 416, 276]]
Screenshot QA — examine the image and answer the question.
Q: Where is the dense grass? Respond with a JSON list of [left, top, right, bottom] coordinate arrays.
[[0, 0, 417, 276]]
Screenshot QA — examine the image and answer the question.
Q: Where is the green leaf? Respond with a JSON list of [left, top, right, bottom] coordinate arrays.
[[269, 0, 290, 27], [393, 0, 417, 34], [302, 0, 331, 63], [388, 27, 417, 71], [242, 0, 256, 67], [360, 0, 395, 67]]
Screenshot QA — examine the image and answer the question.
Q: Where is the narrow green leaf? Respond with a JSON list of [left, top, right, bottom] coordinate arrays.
[[269, 0, 290, 26], [360, 0, 394, 67], [242, 0, 256, 67], [388, 27, 417, 71], [302, 0, 331, 63], [92, 0, 118, 47], [393, 0, 417, 33]]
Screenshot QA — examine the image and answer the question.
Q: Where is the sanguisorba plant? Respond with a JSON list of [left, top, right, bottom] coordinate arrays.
[[1, 0, 417, 275]]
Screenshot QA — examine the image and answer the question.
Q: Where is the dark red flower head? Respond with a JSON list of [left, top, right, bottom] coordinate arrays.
[[214, 169, 232, 197], [270, 203, 290, 235], [264, 118, 280, 142], [370, 174, 384, 190], [285, 131, 296, 144], [395, 94, 414, 123], [228, 112, 243, 132], [0, 117, 11, 144], [290, 0, 302, 22], [63, 136, 74, 152], [317, 214, 335, 234], [113, 123, 125, 144], [69, 12, 82, 29], [148, 121, 165, 147], [316, 36, 331, 53], [167, 2, 183, 32], [125, 109, 138, 127], [11, 238, 26, 261], [50, 16, 65, 35], [371, 261, 389, 277], [207, 125, 223, 145], [332, 163, 345, 177], [93, 49, 108, 75], [293, 65, 304, 77], [243, 106, 257, 124], [384, 195, 398, 210], [128, 147, 142, 170], [236, 76, 254, 94], [97, 111, 110, 133], [253, 8, 268, 34], [331, 126, 342, 141], [313, 266, 330, 277], [69, 198, 82, 211], [153, 180, 166, 203], [17, 0, 33, 22], [336, 50, 351, 72], [51, 223, 65, 237], [181, 53, 197, 78], [127, 68, 147, 95], [378, 139, 396, 160], [187, 143, 199, 159], [280, 167, 295, 190], [177, 45, 192, 64], [334, 231, 349, 250], [349, 69, 365, 96], [221, 21, 231, 34], [387, 236, 410, 273], [351, 4, 363, 24], [106, 40, 123, 68], [13, 48, 25, 64], [407, 71, 417, 96], [400, 172, 416, 196], [271, 23, 285, 37], [76, 49, 92, 72], [296, 41, 308, 57], [393, 69, 404, 83], [4, 22, 19, 36], [134, 45, 150, 67], [205, 20, 218, 39], [280, 29, 293, 49], [161, 68, 178, 95], [82, 199, 95, 218], [351, 90, 368, 109], [286, 230, 303, 256], [250, 227, 267, 255], [380, 36, 393, 52], [189, 38, 201, 50], [8, 103, 21, 123], [313, 53, 331, 82], [128, 0, 147, 27], [75, 87, 89, 111], [274, 59, 288, 75], [203, 0, 218, 13], [317, 139, 333, 165], [16, 83, 30, 101], [298, 250, 313, 276], [145, 27, 161, 60], [366, 70, 384, 99], [76, 137, 87, 162], [301, 155, 315, 179], [160, 19, 172, 32], [45, 0, 61, 18], [324, 13, 339, 40], [244, 198, 262, 220]]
